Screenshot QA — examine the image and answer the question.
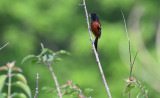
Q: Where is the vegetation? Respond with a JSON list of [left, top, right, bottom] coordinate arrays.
[[0, 0, 160, 98]]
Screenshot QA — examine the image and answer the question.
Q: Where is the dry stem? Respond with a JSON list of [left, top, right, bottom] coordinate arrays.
[[34, 73, 39, 98], [40, 43, 62, 98], [0, 43, 9, 51], [80, 0, 112, 98]]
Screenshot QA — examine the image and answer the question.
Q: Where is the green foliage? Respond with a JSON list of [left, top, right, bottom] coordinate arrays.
[[124, 78, 148, 97], [21, 55, 36, 64], [22, 47, 70, 65], [137, 90, 148, 98], [0, 0, 159, 97], [61, 80, 92, 98], [0, 75, 7, 92], [14, 74, 27, 84], [12, 81, 31, 98], [0, 62, 31, 98], [11, 93, 27, 98], [123, 84, 135, 95]]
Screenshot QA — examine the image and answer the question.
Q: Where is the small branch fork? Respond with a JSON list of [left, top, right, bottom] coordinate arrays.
[[40, 43, 62, 98], [34, 73, 39, 98], [121, 10, 148, 98], [80, 0, 112, 98]]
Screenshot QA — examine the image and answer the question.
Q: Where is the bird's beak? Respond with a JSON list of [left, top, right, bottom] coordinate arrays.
[[88, 14, 91, 17]]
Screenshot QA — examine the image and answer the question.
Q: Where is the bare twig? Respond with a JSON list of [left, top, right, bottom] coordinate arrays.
[[121, 10, 133, 78], [8, 65, 12, 98], [40, 43, 62, 98], [121, 10, 139, 98], [128, 5, 160, 92], [40, 43, 44, 49], [47, 63, 62, 98], [80, 0, 112, 98], [0, 43, 9, 51], [132, 50, 139, 66], [34, 73, 39, 98]]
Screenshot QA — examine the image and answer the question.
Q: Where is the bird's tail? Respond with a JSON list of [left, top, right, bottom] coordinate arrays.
[[94, 37, 98, 51]]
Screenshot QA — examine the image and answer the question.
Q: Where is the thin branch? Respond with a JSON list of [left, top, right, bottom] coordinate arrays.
[[8, 66, 12, 98], [121, 10, 136, 98], [121, 10, 133, 78], [40, 43, 44, 49], [132, 50, 139, 66], [80, 0, 112, 98], [40, 43, 62, 98], [47, 63, 62, 98], [34, 73, 39, 98], [0, 42, 9, 51]]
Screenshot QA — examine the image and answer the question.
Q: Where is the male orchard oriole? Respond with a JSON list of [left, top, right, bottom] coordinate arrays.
[[89, 13, 101, 51]]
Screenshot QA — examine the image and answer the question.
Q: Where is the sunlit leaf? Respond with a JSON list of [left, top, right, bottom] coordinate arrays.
[[11, 93, 27, 98], [0, 75, 7, 92], [22, 55, 36, 64], [74, 84, 80, 89], [42, 55, 47, 62], [14, 74, 27, 84], [0, 66, 8, 72], [84, 88, 93, 94], [62, 88, 74, 95], [48, 54, 54, 62], [12, 81, 31, 98], [40, 48, 53, 56], [54, 57, 63, 62], [41, 86, 56, 93], [71, 91, 79, 98], [56, 50, 70, 55], [12, 67, 22, 72], [123, 85, 135, 95]]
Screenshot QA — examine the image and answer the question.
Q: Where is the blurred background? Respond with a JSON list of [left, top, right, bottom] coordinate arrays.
[[0, 0, 160, 97]]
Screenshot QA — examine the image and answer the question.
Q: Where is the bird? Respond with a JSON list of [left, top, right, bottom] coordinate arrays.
[[89, 13, 101, 51]]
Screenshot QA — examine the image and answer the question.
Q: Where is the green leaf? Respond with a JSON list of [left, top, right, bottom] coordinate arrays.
[[62, 88, 74, 95], [54, 57, 63, 62], [74, 84, 80, 89], [12, 67, 22, 72], [56, 50, 71, 55], [0, 66, 8, 72], [40, 48, 53, 56], [42, 55, 47, 62], [41, 86, 56, 93], [71, 91, 79, 98], [22, 55, 36, 64], [48, 54, 54, 62], [12, 81, 31, 98], [84, 88, 93, 94], [0, 75, 7, 92], [14, 74, 27, 84], [123, 85, 135, 95], [11, 93, 27, 98], [31, 59, 40, 64]]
